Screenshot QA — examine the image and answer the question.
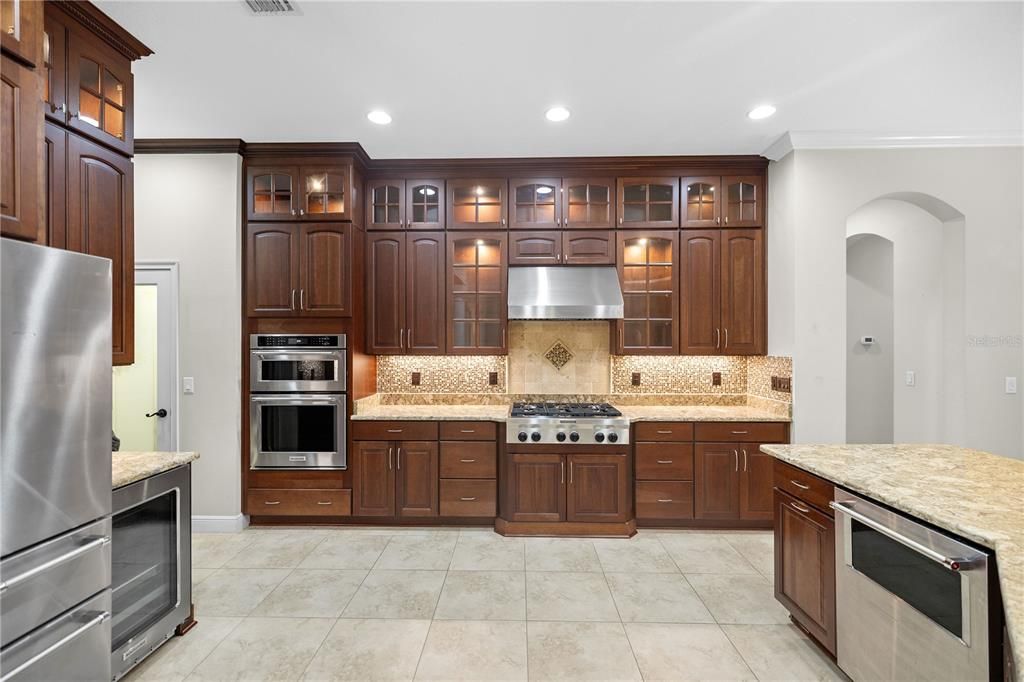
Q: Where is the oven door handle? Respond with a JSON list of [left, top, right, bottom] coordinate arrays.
[[251, 396, 341, 405], [0, 536, 111, 593], [830, 501, 969, 571]]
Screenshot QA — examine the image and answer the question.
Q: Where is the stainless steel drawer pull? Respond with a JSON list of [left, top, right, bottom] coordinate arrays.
[[459, 497, 477, 502], [789, 501, 811, 513], [656, 430, 673, 434], [460, 429, 476, 433], [657, 499, 674, 503], [2, 611, 111, 680], [316, 501, 332, 505], [656, 460, 674, 464], [731, 430, 749, 435], [790, 479, 810, 490], [460, 459, 477, 463], [0, 536, 110, 592], [264, 501, 281, 505], [386, 429, 403, 433]]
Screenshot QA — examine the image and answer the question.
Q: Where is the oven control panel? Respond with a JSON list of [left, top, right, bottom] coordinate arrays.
[[251, 334, 346, 349]]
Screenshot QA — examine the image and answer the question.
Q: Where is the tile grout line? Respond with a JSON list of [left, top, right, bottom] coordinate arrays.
[[595, 540, 645, 680]]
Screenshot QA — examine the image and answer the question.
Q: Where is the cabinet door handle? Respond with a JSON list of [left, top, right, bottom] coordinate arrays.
[[299, 209, 306, 216], [459, 459, 476, 463], [397, 447, 402, 469], [316, 501, 332, 506], [291, 209, 297, 216], [561, 460, 565, 484], [657, 499, 674, 503], [388, 447, 393, 470], [619, 217, 623, 225], [386, 429, 403, 433], [501, 218, 506, 226], [724, 328, 729, 348], [790, 501, 811, 514], [460, 429, 475, 433], [731, 430, 748, 435], [733, 449, 739, 472], [724, 216, 729, 225], [656, 430, 673, 434], [408, 328, 413, 348], [656, 460, 673, 464], [400, 328, 404, 349], [790, 479, 810, 490], [715, 328, 721, 349], [716, 216, 720, 225], [291, 289, 296, 311], [742, 449, 748, 472], [502, 326, 506, 347], [569, 461, 573, 484], [459, 497, 477, 502], [264, 500, 281, 505], [300, 289, 305, 310]]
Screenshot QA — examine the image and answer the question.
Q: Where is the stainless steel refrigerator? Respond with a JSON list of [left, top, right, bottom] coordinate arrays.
[[1, 238, 114, 681]]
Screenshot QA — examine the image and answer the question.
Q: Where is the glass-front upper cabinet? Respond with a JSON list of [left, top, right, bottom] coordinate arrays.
[[616, 232, 678, 354], [300, 166, 350, 220], [563, 177, 613, 229], [509, 178, 561, 229], [67, 27, 133, 154], [447, 233, 508, 354], [42, 11, 67, 122], [681, 176, 720, 228], [247, 166, 299, 221], [722, 175, 763, 227], [448, 179, 507, 229], [367, 179, 404, 230], [1, 0, 41, 67], [406, 179, 445, 229], [617, 177, 679, 228]]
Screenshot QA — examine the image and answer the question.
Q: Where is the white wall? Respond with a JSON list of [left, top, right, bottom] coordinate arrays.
[[768, 147, 1023, 457], [846, 234, 894, 443], [133, 154, 243, 517]]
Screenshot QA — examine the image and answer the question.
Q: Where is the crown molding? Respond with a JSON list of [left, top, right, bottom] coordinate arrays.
[[50, 1, 154, 61], [765, 130, 1024, 161], [135, 138, 246, 155]]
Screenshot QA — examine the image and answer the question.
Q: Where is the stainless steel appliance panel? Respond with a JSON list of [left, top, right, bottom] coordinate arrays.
[[1, 240, 112, 557], [0, 518, 111, 648], [833, 488, 992, 682], [0, 589, 111, 682], [508, 266, 624, 320], [250, 394, 347, 469], [249, 334, 347, 393]]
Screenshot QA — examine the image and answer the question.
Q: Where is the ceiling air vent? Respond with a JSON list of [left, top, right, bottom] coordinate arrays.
[[244, 0, 296, 15]]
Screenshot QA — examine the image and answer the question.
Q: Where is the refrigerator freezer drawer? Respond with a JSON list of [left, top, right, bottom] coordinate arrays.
[[0, 590, 111, 682], [0, 518, 111, 648]]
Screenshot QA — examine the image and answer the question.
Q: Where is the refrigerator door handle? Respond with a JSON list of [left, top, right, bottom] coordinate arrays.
[[0, 536, 110, 593], [0, 610, 110, 681]]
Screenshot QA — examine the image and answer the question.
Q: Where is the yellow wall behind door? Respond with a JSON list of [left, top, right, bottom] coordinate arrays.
[[113, 284, 159, 451]]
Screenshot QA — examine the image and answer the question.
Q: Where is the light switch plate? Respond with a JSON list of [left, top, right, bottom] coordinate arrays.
[[183, 377, 195, 394], [905, 371, 916, 387], [1007, 377, 1018, 394]]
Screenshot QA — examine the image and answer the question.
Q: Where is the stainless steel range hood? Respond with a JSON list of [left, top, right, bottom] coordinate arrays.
[[508, 266, 624, 320]]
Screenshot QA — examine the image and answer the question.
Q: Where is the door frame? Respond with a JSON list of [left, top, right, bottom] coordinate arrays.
[[135, 261, 181, 451]]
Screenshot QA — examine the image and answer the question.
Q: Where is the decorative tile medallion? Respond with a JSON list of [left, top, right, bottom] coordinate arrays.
[[544, 340, 574, 370]]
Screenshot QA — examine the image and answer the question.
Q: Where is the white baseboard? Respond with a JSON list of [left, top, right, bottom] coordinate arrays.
[[192, 514, 248, 533]]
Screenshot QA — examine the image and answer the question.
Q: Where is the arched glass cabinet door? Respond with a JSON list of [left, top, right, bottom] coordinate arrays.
[[367, 179, 405, 230], [406, 180, 445, 230], [301, 167, 349, 220], [67, 30, 133, 154], [681, 176, 720, 228], [563, 178, 614, 229], [447, 233, 508, 353], [247, 166, 298, 221], [722, 176, 763, 227], [509, 178, 561, 229], [616, 232, 678, 354]]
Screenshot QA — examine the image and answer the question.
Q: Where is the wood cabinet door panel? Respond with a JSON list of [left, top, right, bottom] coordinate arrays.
[[773, 459, 834, 514], [563, 177, 613, 229], [694, 443, 739, 520], [507, 454, 564, 522], [67, 133, 133, 365], [353, 441, 395, 517], [66, 27, 133, 154], [299, 223, 351, 316], [636, 481, 694, 520], [566, 454, 628, 523], [440, 479, 496, 517], [446, 232, 508, 354], [246, 489, 352, 516], [680, 230, 721, 354], [246, 223, 298, 316], [366, 232, 405, 353], [42, 10, 67, 123], [247, 165, 298, 221], [562, 230, 614, 265], [406, 179, 445, 230], [720, 229, 764, 354], [509, 177, 560, 229], [635, 443, 694, 481], [440, 441, 496, 479], [299, 165, 351, 221], [1, 56, 43, 243], [774, 489, 836, 654], [406, 232, 446, 353], [722, 175, 763, 227], [615, 231, 678, 354], [397, 441, 439, 517], [44, 122, 66, 247], [2, 0, 42, 66], [447, 179, 507, 229], [367, 178, 405, 230], [681, 176, 721, 228], [617, 177, 679, 228], [739, 445, 774, 520], [509, 231, 559, 265]]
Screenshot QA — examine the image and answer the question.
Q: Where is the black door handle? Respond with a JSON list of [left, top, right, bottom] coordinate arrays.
[[145, 409, 168, 418]]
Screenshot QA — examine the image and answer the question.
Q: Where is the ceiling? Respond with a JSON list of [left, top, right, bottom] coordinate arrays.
[[98, 1, 1023, 159]]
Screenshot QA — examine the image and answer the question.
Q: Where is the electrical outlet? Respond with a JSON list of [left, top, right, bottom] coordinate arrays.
[[771, 376, 792, 393], [489, 372, 499, 386], [410, 372, 421, 386], [182, 377, 195, 394], [1007, 377, 1018, 394], [905, 371, 916, 387], [631, 372, 641, 386], [712, 372, 722, 386]]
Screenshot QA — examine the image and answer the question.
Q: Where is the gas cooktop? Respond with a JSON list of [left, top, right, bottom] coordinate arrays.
[[506, 402, 629, 445], [509, 402, 623, 419]]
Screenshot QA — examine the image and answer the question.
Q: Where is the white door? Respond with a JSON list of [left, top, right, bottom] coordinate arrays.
[[112, 264, 179, 451]]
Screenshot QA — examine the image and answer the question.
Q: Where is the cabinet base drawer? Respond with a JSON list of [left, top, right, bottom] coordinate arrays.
[[773, 459, 834, 514], [352, 421, 438, 441], [634, 422, 694, 442], [635, 443, 694, 480], [440, 479, 496, 517], [247, 489, 352, 516], [695, 422, 788, 442], [439, 421, 497, 441], [440, 441, 497, 478], [636, 481, 694, 520]]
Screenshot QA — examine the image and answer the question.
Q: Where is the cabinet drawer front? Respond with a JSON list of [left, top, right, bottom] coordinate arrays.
[[352, 421, 438, 441], [773, 460, 834, 515], [439, 421, 497, 441], [636, 482, 694, 520], [695, 422, 787, 442], [440, 480, 496, 517], [247, 489, 352, 516], [634, 422, 694, 442], [440, 442, 496, 478], [635, 443, 694, 480]]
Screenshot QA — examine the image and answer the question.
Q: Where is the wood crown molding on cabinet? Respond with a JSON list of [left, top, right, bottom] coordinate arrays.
[[49, 1, 153, 60], [135, 138, 246, 155]]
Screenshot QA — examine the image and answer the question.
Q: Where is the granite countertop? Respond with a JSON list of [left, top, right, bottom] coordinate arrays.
[[112, 451, 199, 489], [352, 403, 789, 422], [617, 405, 789, 422], [351, 405, 511, 421], [761, 443, 1024, 674]]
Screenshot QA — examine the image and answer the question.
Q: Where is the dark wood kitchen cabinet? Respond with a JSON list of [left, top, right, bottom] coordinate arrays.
[[396, 441, 439, 517], [367, 178, 446, 231], [505, 454, 565, 523], [680, 229, 764, 355], [248, 164, 351, 221], [367, 179, 404, 230], [298, 223, 351, 316], [44, 121, 66, 247], [447, 232, 507, 354], [247, 166, 299, 221], [694, 443, 740, 520], [694, 422, 789, 522], [617, 177, 678, 228], [682, 176, 764, 228], [681, 176, 720, 228], [1, 54, 44, 243], [2, 0, 42, 67], [566, 454, 629, 523], [508, 231, 559, 265], [352, 441, 395, 517], [562, 231, 615, 264], [352, 422, 441, 519], [509, 177, 561, 229], [42, 9, 67, 122], [615, 231, 677, 354], [299, 165, 351, 220], [508, 230, 615, 266], [66, 24, 134, 155], [447, 179, 507, 229], [366, 231, 445, 354], [563, 177, 614, 229], [246, 223, 297, 315], [739, 445, 774, 520]]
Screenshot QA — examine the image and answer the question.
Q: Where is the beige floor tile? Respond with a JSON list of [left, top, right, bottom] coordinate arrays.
[[525, 572, 619, 622], [192, 568, 290, 617], [375, 534, 457, 570], [301, 619, 430, 682], [526, 621, 641, 681], [342, 569, 446, 619], [298, 534, 391, 569], [434, 571, 526, 621], [223, 532, 327, 569], [593, 537, 678, 573], [625, 623, 756, 681], [191, 568, 216, 587], [722, 624, 847, 681], [524, 538, 601, 572], [658, 532, 760, 575], [450, 534, 525, 571], [414, 620, 528, 681], [685, 574, 790, 624], [252, 569, 367, 618], [190, 533, 255, 569], [189, 617, 332, 681], [127, 617, 240, 681], [605, 572, 714, 624], [722, 532, 776, 578]]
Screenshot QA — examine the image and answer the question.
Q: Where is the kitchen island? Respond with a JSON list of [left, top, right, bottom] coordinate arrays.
[[762, 443, 1024, 680], [112, 450, 200, 488]]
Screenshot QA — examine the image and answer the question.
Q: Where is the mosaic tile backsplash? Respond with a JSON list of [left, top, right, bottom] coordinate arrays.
[[375, 355, 507, 394]]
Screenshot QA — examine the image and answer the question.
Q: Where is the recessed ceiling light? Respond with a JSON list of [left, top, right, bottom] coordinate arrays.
[[545, 106, 570, 122], [367, 110, 392, 125], [747, 104, 776, 120]]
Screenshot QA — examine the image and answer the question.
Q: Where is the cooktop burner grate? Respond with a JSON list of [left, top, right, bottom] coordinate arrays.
[[510, 401, 622, 418]]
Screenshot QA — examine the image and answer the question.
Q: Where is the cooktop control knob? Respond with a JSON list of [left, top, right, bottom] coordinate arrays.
[[530, 431, 542, 442], [607, 432, 619, 443], [594, 432, 606, 443], [517, 432, 528, 442], [569, 432, 580, 442], [556, 432, 567, 442]]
